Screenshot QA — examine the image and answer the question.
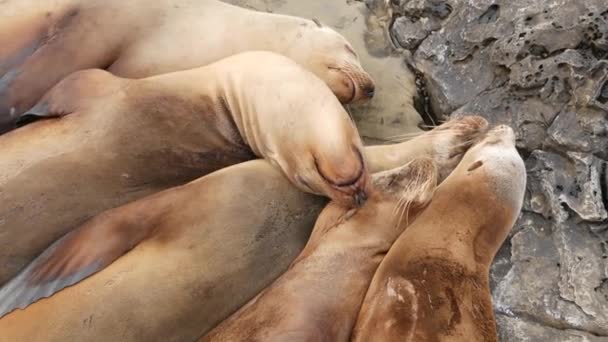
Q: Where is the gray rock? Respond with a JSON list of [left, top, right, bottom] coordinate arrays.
[[391, 16, 429, 50], [497, 314, 608, 342], [390, 0, 608, 339]]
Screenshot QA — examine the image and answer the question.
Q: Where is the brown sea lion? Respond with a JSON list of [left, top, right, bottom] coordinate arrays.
[[0, 0, 375, 133], [0, 116, 488, 341], [201, 158, 438, 342], [0, 51, 369, 286], [351, 125, 526, 342]]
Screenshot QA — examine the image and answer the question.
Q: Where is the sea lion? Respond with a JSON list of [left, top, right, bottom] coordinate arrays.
[[201, 158, 438, 342], [351, 125, 526, 342], [0, 0, 375, 133], [0, 116, 488, 341], [0, 51, 369, 286]]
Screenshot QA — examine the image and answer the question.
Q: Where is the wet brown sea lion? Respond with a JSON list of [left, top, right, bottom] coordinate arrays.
[[0, 51, 369, 286], [0, 0, 375, 133], [0, 116, 488, 341], [352, 125, 526, 342], [201, 158, 438, 342]]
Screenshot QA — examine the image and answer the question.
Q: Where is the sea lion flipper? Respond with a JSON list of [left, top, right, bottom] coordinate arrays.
[[0, 213, 140, 318], [15, 101, 57, 127], [15, 69, 117, 127]]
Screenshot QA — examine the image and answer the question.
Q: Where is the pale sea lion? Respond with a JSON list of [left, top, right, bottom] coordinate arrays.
[[0, 51, 369, 286], [0, 0, 375, 133], [201, 158, 438, 342], [351, 125, 526, 342], [0, 116, 488, 341]]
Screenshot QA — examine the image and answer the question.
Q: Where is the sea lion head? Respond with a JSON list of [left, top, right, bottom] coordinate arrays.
[[454, 123, 526, 212], [285, 124, 371, 208], [441, 123, 526, 264], [290, 19, 376, 104]]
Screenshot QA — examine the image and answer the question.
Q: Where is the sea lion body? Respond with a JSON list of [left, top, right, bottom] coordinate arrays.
[[202, 158, 438, 342], [352, 125, 526, 342], [0, 51, 368, 285], [0, 117, 489, 340], [0, 0, 374, 132]]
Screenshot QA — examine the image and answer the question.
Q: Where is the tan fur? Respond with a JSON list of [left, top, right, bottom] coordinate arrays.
[[352, 125, 526, 342], [0, 0, 374, 133], [0, 117, 489, 341]]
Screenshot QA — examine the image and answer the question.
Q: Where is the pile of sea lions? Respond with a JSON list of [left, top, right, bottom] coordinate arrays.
[[0, 0, 526, 341]]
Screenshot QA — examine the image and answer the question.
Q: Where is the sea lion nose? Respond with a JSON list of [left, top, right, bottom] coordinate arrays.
[[363, 85, 375, 98], [354, 189, 368, 207]]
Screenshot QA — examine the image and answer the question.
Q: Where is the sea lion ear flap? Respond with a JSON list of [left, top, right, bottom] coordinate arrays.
[[0, 210, 150, 319], [372, 157, 438, 207], [311, 18, 323, 27]]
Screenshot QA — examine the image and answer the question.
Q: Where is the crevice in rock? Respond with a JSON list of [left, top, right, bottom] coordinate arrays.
[[406, 62, 441, 129], [478, 4, 500, 24], [600, 161, 608, 215]]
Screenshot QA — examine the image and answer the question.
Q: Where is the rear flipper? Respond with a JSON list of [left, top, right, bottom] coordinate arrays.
[[0, 6, 123, 131]]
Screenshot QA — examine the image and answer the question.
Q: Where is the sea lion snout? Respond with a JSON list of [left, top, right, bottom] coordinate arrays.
[[351, 69, 376, 103], [314, 147, 370, 207]]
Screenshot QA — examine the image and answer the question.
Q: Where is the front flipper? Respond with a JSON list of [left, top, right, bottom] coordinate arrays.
[[0, 208, 153, 318], [15, 68, 118, 127]]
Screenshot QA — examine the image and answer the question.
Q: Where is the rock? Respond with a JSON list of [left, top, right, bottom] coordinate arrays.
[[391, 16, 429, 50], [497, 314, 607, 342], [392, 0, 608, 339]]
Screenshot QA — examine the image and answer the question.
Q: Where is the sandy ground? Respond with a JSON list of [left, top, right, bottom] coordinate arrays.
[[224, 0, 423, 144]]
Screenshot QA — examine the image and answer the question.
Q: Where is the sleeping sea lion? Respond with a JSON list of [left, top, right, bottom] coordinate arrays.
[[0, 0, 375, 133]]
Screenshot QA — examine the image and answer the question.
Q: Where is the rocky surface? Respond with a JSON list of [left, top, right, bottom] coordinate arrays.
[[384, 0, 608, 340], [225, 0, 608, 340]]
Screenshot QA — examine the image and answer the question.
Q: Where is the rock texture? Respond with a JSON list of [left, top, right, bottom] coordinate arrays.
[[385, 0, 608, 339]]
